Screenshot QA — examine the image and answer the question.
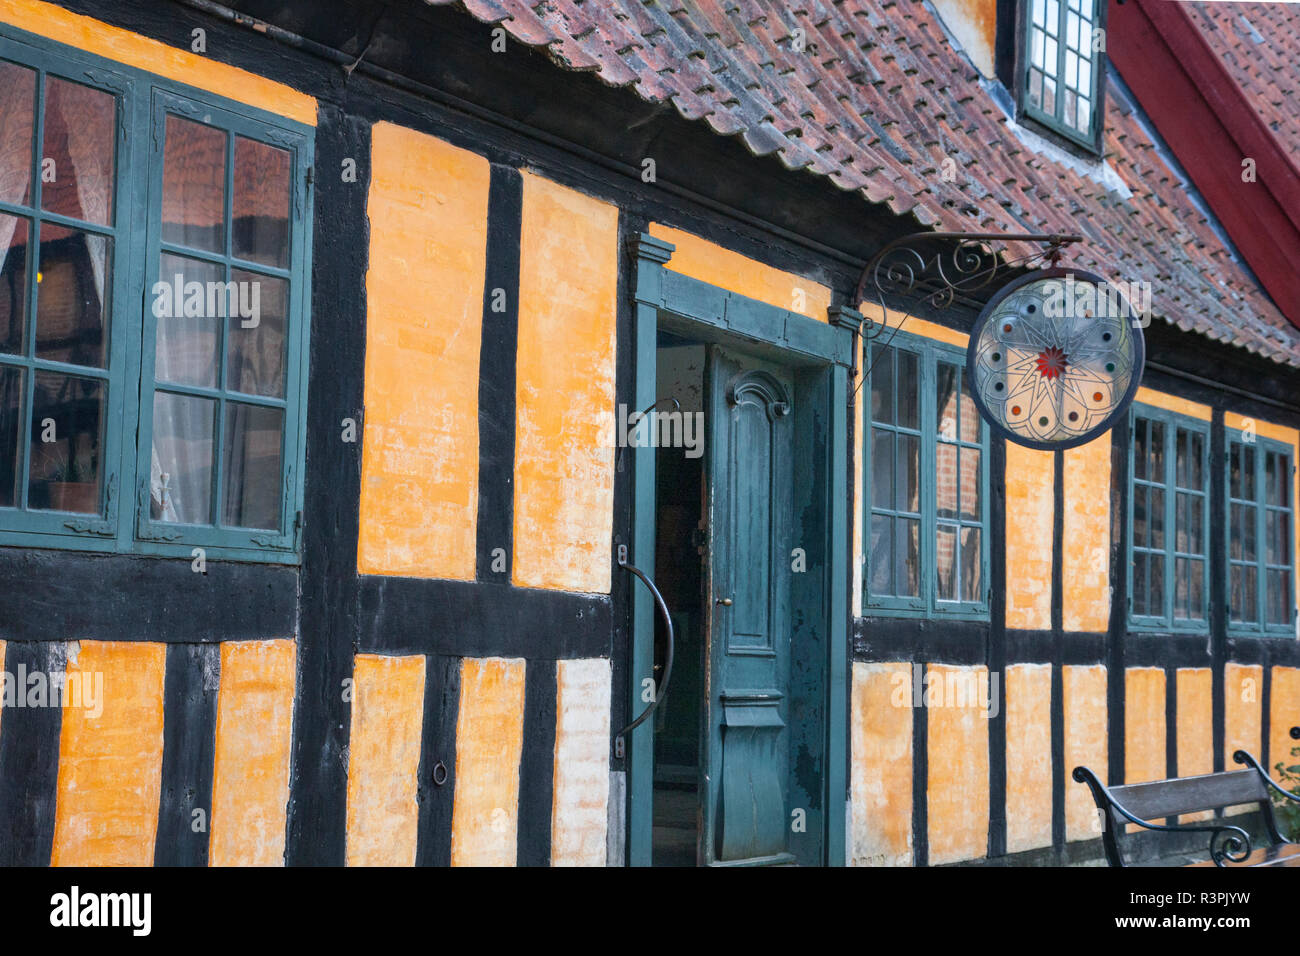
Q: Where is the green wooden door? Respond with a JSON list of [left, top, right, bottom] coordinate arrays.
[[700, 346, 796, 865]]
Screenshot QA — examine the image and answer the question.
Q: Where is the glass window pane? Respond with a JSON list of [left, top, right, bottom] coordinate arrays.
[[35, 223, 111, 368], [1149, 487, 1164, 550], [1032, 31, 1045, 70], [1230, 566, 1245, 622], [1028, 68, 1043, 109], [1133, 553, 1148, 616], [1047, 0, 1060, 34], [41, 77, 115, 226], [1175, 491, 1189, 553], [1188, 494, 1203, 555], [151, 391, 214, 524], [1230, 503, 1245, 560], [1077, 98, 1091, 132], [1242, 504, 1256, 562], [0, 365, 22, 507], [1265, 452, 1285, 506], [1134, 418, 1147, 481], [0, 61, 36, 208], [897, 433, 919, 513], [961, 447, 981, 522], [896, 350, 919, 429], [154, 252, 221, 388], [1174, 557, 1189, 619], [961, 527, 982, 603], [1045, 36, 1058, 75], [1175, 429, 1188, 487], [1033, 0, 1046, 28], [1188, 558, 1204, 620], [1267, 570, 1289, 626], [232, 136, 290, 269], [1243, 445, 1256, 501], [870, 514, 892, 596], [1268, 511, 1288, 565], [27, 370, 104, 513], [1043, 75, 1057, 115], [936, 524, 957, 601], [0, 214, 29, 355], [897, 517, 919, 597], [871, 427, 893, 511], [1229, 442, 1243, 498], [936, 442, 957, 519], [870, 346, 893, 424], [1133, 484, 1147, 548], [225, 270, 286, 398], [1188, 431, 1204, 489], [1241, 565, 1257, 623], [936, 361, 958, 439], [1079, 58, 1092, 96], [1066, 50, 1078, 88], [162, 114, 226, 253], [1148, 421, 1164, 483], [222, 402, 282, 529], [959, 376, 980, 443], [1149, 553, 1165, 619]]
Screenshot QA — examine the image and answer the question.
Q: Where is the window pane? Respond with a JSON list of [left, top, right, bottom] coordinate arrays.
[[1229, 503, 1245, 560], [1033, 0, 1045, 28], [1188, 558, 1204, 621], [225, 270, 286, 398], [1077, 98, 1090, 132], [1044, 75, 1057, 113], [1174, 557, 1188, 619], [1079, 58, 1092, 96], [961, 447, 981, 522], [1149, 487, 1164, 550], [1241, 504, 1256, 562], [1047, 0, 1060, 34], [1229, 442, 1243, 498], [870, 514, 892, 596], [871, 427, 893, 510], [222, 402, 282, 529], [1175, 429, 1189, 487], [936, 362, 958, 439], [35, 223, 111, 368], [154, 252, 221, 388], [1032, 31, 1045, 70], [959, 377, 980, 443], [896, 350, 919, 429], [162, 114, 226, 253], [41, 77, 115, 226], [1175, 491, 1190, 552], [1243, 445, 1256, 500], [1148, 421, 1164, 482], [0, 365, 21, 507], [961, 527, 982, 603], [1188, 431, 1204, 488], [1266, 452, 1287, 507], [870, 346, 893, 424], [1187, 494, 1203, 554], [232, 136, 290, 269], [0, 214, 29, 355], [897, 433, 919, 513], [1268, 510, 1288, 566], [1230, 566, 1245, 623], [0, 61, 35, 208], [1133, 484, 1147, 548], [151, 391, 214, 524], [897, 517, 919, 597], [1133, 553, 1148, 616], [936, 442, 957, 519], [1149, 554, 1165, 619], [1028, 68, 1043, 109], [1240, 565, 1257, 623], [1267, 570, 1289, 626], [27, 370, 104, 513], [936, 523, 957, 601], [1134, 418, 1147, 481]]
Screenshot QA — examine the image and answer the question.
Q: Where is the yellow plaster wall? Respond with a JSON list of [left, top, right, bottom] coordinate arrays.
[[1063, 436, 1111, 633], [1176, 667, 1213, 822], [926, 664, 990, 865], [359, 124, 488, 580], [849, 662, 913, 866], [51, 641, 166, 866], [1224, 662, 1264, 766], [1270, 667, 1300, 779], [210, 639, 297, 866], [551, 658, 611, 866], [1063, 664, 1107, 842], [451, 657, 526, 866], [513, 172, 618, 593], [1135, 387, 1212, 422], [649, 223, 832, 321], [1124, 667, 1166, 786], [345, 654, 427, 867], [1006, 444, 1055, 630], [1005, 663, 1052, 853], [0, 0, 316, 124]]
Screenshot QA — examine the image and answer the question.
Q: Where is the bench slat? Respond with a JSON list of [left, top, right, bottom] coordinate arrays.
[[1110, 770, 1267, 821]]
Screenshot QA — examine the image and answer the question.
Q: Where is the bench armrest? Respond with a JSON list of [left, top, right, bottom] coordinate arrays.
[[1233, 749, 1300, 806]]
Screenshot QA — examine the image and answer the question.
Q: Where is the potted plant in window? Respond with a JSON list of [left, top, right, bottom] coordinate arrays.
[[44, 443, 98, 514]]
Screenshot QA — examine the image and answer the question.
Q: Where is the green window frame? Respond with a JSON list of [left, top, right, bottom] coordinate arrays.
[[1022, 0, 1102, 146], [1126, 404, 1210, 632], [1226, 431, 1295, 637], [864, 330, 990, 619], [0, 28, 313, 563]]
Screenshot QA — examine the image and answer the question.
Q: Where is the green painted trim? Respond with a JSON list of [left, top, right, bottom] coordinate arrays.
[[1020, 0, 1103, 148], [1224, 429, 1296, 637], [826, 362, 850, 867]]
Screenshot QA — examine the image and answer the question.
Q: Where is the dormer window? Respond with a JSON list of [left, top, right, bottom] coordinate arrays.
[[1023, 0, 1103, 146]]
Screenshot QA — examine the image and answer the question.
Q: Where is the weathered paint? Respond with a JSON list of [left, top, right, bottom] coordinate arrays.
[[358, 124, 488, 580], [1005, 444, 1055, 630], [857, 302, 969, 349], [1063, 436, 1111, 633], [513, 172, 618, 593], [1176, 667, 1213, 822], [210, 639, 297, 866], [451, 656, 526, 866], [1224, 662, 1264, 816], [51, 641, 165, 867], [849, 662, 913, 866], [929, 0, 996, 77], [1124, 667, 1166, 785], [1004, 663, 1052, 853], [345, 654, 426, 866], [550, 657, 611, 866], [1062, 664, 1107, 842], [1270, 666, 1300, 781], [926, 664, 990, 865], [1224, 412, 1300, 590], [650, 223, 832, 322], [1135, 386, 1212, 422], [0, 0, 317, 124]]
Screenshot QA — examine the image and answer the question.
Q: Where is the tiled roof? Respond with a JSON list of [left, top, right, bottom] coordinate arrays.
[[428, 0, 1300, 366]]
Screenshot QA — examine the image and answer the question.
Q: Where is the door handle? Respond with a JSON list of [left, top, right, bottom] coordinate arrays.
[[614, 545, 676, 745], [716, 597, 733, 606]]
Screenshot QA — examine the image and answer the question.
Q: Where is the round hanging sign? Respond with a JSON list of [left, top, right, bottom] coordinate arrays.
[[965, 268, 1145, 451]]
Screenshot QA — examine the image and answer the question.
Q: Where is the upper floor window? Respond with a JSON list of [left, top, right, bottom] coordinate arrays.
[[1022, 0, 1102, 145], [1128, 405, 1209, 631], [1227, 433, 1294, 636], [0, 30, 312, 562], [864, 333, 990, 619]]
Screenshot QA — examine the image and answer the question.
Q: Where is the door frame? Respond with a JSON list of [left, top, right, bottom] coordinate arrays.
[[624, 233, 858, 866]]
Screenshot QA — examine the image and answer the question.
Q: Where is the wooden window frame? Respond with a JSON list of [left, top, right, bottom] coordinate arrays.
[[1018, 0, 1106, 152], [1225, 430, 1296, 637]]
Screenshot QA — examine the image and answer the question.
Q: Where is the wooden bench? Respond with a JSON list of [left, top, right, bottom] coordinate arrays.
[[1073, 749, 1300, 867]]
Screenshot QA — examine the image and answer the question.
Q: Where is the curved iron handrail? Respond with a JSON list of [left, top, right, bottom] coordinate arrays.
[[1233, 749, 1300, 805], [614, 546, 675, 742], [1072, 766, 1254, 866]]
